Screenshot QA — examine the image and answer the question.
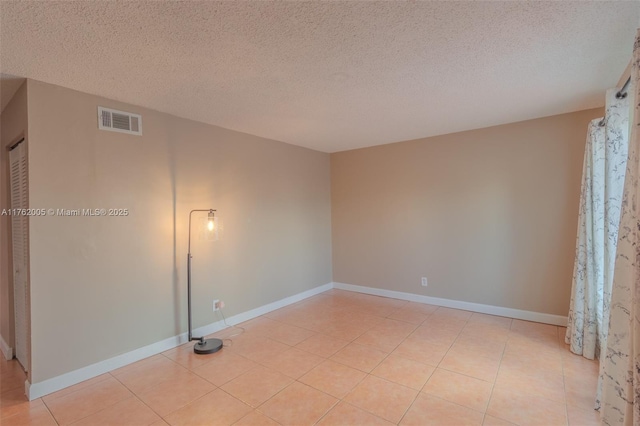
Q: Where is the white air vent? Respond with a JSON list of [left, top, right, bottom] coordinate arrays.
[[98, 107, 142, 136]]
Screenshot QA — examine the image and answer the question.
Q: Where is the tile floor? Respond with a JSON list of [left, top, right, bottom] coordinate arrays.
[[0, 289, 601, 425]]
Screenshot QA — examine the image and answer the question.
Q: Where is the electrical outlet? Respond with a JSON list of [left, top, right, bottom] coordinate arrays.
[[213, 299, 221, 311], [421, 277, 428, 287]]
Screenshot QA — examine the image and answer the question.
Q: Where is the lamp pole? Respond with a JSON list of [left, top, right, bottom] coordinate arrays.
[[187, 209, 223, 354]]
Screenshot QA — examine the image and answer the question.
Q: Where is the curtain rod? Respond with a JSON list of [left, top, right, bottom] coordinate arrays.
[[598, 77, 631, 127]]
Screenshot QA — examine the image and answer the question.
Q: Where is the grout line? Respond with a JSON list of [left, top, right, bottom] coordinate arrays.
[[254, 301, 422, 424], [480, 320, 509, 425], [559, 331, 571, 426], [397, 311, 468, 425], [109, 372, 166, 419], [29, 299, 584, 426], [43, 376, 131, 426], [38, 397, 58, 425], [40, 374, 129, 425], [28, 396, 61, 426], [162, 387, 220, 422], [110, 367, 220, 422]]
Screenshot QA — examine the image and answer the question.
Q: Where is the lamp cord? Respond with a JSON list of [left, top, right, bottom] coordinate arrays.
[[218, 309, 245, 347]]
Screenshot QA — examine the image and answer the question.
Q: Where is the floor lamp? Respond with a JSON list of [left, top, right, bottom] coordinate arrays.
[[187, 209, 223, 354]]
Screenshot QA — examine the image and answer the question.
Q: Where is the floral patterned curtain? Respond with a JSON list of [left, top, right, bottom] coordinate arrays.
[[598, 29, 640, 426], [565, 88, 629, 360]]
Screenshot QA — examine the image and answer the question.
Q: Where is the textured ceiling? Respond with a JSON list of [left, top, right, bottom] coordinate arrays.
[[1, 1, 638, 152]]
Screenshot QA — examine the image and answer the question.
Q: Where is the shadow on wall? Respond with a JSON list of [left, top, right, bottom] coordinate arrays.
[[168, 130, 182, 336]]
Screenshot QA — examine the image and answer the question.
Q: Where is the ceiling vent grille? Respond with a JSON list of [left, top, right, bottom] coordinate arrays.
[[97, 107, 142, 136]]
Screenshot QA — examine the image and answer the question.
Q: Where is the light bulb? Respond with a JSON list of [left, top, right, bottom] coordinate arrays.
[[207, 210, 215, 231]]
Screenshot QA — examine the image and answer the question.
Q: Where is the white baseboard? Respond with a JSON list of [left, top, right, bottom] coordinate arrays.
[[193, 282, 334, 335], [27, 332, 188, 400], [0, 334, 13, 361], [333, 282, 568, 327], [26, 280, 565, 400], [26, 282, 333, 400]]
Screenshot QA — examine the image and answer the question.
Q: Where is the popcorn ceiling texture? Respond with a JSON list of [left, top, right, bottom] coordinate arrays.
[[0, 1, 638, 152]]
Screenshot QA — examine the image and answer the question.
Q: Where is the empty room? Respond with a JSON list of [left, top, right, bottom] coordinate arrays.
[[1, 1, 639, 425]]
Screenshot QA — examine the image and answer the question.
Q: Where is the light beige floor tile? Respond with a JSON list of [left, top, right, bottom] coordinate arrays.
[[164, 389, 251, 426], [316, 401, 395, 426], [564, 374, 599, 412], [566, 404, 600, 426], [460, 323, 510, 344], [353, 319, 414, 349], [111, 354, 166, 377], [353, 329, 405, 353], [487, 386, 568, 426], [344, 375, 417, 423], [500, 350, 563, 376], [400, 302, 439, 315], [322, 323, 369, 341], [449, 338, 505, 361], [344, 313, 385, 331], [330, 343, 388, 373], [562, 353, 599, 377], [495, 367, 565, 402], [221, 366, 292, 408], [422, 368, 493, 412], [162, 342, 223, 370], [45, 376, 132, 425], [371, 354, 435, 390], [0, 367, 27, 393], [409, 324, 459, 346], [260, 347, 323, 378], [0, 293, 607, 426], [232, 410, 280, 425], [71, 396, 160, 426], [510, 320, 558, 337], [299, 360, 366, 399], [400, 393, 483, 426], [1, 403, 57, 426], [387, 308, 430, 325], [1, 387, 45, 420], [295, 333, 350, 358], [192, 351, 257, 387], [392, 337, 449, 366], [432, 307, 474, 321], [259, 382, 337, 425], [439, 350, 500, 383], [240, 317, 280, 335], [112, 356, 188, 395], [482, 414, 517, 426], [468, 313, 512, 329], [227, 336, 290, 363], [373, 318, 419, 335], [136, 372, 215, 417], [506, 334, 561, 356], [264, 322, 316, 346], [0, 358, 25, 375], [42, 374, 111, 404]]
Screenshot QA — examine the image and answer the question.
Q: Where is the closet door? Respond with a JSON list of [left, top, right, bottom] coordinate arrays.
[[10, 141, 28, 370]]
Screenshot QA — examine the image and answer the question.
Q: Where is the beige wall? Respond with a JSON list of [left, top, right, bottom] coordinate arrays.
[[0, 80, 28, 353], [331, 108, 603, 316], [25, 80, 332, 383], [1, 77, 603, 384]]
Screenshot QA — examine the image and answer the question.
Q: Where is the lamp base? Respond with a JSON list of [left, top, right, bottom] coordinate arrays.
[[193, 338, 223, 354]]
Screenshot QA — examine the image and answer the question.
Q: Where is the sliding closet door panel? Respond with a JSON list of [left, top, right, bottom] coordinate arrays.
[[10, 141, 28, 370]]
